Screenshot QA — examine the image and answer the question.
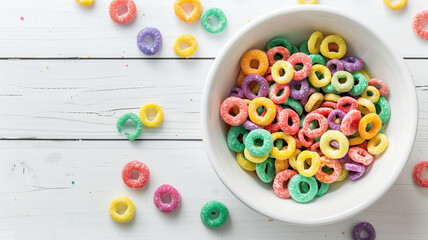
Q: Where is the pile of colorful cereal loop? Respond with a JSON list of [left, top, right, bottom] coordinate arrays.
[[220, 31, 390, 203]]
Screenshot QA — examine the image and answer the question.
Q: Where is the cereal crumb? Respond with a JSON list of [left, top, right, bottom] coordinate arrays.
[[268, 219, 273, 222], [46, 66, 49, 69], [190, 98, 193, 101], [26, 214, 29, 217], [142, 13, 145, 16], [125, 64, 128, 68], [248, 19, 250, 22], [72, 181, 75, 185], [20, 17, 24, 21], [342, 232, 344, 235], [13, 198, 17, 201]]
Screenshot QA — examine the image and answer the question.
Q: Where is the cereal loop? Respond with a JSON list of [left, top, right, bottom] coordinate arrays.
[[244, 148, 269, 163], [76, 0, 94, 6], [309, 64, 331, 88], [412, 161, 428, 188], [201, 8, 227, 33], [357, 97, 376, 115], [352, 222, 376, 240], [220, 97, 248, 126], [367, 134, 389, 155], [315, 157, 342, 183], [153, 184, 181, 213], [368, 78, 389, 96], [288, 174, 318, 203], [122, 160, 150, 188], [109, 0, 137, 24], [383, 0, 407, 10], [304, 92, 324, 112], [236, 152, 257, 171], [271, 60, 294, 84], [348, 147, 374, 166], [269, 83, 290, 104], [275, 159, 290, 174], [270, 132, 296, 160], [174, 0, 202, 23], [302, 113, 328, 138], [319, 130, 349, 159], [298, 0, 317, 4], [331, 71, 354, 93], [267, 47, 290, 65], [240, 49, 269, 76], [308, 31, 324, 54], [116, 112, 143, 141], [278, 109, 300, 135], [139, 103, 164, 128], [174, 34, 198, 58], [200, 201, 229, 228], [320, 35, 347, 59], [273, 170, 297, 198], [337, 96, 358, 114], [358, 113, 382, 140], [341, 110, 362, 136], [109, 196, 135, 222], [248, 97, 276, 126], [296, 150, 321, 177], [288, 53, 313, 81]]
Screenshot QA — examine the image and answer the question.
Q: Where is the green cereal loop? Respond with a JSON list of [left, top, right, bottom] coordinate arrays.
[[227, 126, 248, 152], [243, 129, 273, 157], [299, 41, 311, 55], [288, 174, 318, 203], [282, 97, 303, 116], [116, 112, 143, 141], [256, 158, 275, 183], [379, 125, 386, 134], [349, 73, 368, 96], [316, 181, 329, 197], [200, 201, 229, 228], [300, 113, 306, 128], [321, 83, 340, 94], [374, 96, 391, 123], [309, 54, 327, 66], [331, 71, 354, 93], [291, 44, 299, 54], [267, 38, 294, 54], [200, 8, 227, 34]]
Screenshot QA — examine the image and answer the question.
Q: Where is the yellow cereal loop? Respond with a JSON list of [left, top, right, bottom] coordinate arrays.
[[248, 97, 276, 126], [309, 64, 331, 87], [324, 93, 341, 102], [297, 0, 317, 4], [304, 92, 324, 112], [270, 132, 296, 160], [174, 0, 202, 23], [76, 0, 94, 5], [320, 35, 347, 59], [358, 113, 382, 140], [353, 69, 371, 81], [236, 152, 256, 171], [320, 130, 349, 159], [174, 34, 198, 58], [367, 134, 389, 155], [361, 86, 380, 103], [244, 148, 269, 163], [357, 97, 376, 115], [308, 31, 324, 54], [296, 150, 321, 177], [109, 196, 135, 223], [271, 60, 294, 84], [335, 163, 348, 182], [349, 136, 365, 146], [139, 103, 164, 128], [240, 49, 269, 76], [289, 149, 301, 170], [383, 0, 407, 10]]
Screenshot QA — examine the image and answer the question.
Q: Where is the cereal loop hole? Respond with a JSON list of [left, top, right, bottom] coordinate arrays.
[[161, 193, 172, 203], [117, 204, 128, 215], [210, 210, 220, 220], [328, 42, 339, 52], [181, 2, 194, 16], [118, 4, 128, 16], [130, 169, 139, 180], [250, 59, 260, 69]]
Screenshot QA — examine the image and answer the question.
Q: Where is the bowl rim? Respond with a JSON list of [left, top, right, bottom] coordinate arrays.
[[201, 5, 418, 225]]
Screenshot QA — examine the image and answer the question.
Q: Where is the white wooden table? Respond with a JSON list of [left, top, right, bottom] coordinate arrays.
[[1, 0, 428, 239]]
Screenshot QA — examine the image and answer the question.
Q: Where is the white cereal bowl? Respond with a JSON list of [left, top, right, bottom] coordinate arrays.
[[201, 6, 418, 225]]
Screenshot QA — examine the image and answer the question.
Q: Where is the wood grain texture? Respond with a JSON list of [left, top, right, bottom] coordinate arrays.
[[1, 0, 427, 58], [0, 59, 426, 140], [0, 140, 427, 240]]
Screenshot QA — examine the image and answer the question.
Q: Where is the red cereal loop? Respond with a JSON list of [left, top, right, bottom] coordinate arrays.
[[264, 122, 280, 133], [311, 107, 332, 118], [273, 170, 297, 198], [368, 78, 389, 96], [267, 46, 290, 66], [412, 10, 428, 40], [315, 157, 342, 183], [264, 67, 274, 82], [220, 97, 248, 126], [278, 109, 300, 135], [109, 0, 137, 24], [122, 160, 150, 188], [337, 96, 358, 113], [358, 141, 368, 150], [287, 53, 312, 81], [298, 128, 315, 148], [310, 141, 324, 157], [292, 134, 303, 149], [302, 113, 328, 138], [348, 147, 374, 166], [412, 161, 428, 188], [320, 101, 337, 109], [269, 83, 290, 104], [341, 110, 362, 136]]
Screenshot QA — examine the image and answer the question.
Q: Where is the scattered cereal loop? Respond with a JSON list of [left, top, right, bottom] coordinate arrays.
[[109, 0, 137, 24], [383, 0, 407, 10]]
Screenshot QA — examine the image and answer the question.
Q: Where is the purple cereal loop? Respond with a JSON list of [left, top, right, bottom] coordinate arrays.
[[339, 154, 354, 164], [344, 163, 365, 173], [230, 87, 244, 98], [352, 222, 376, 240], [326, 59, 344, 75], [242, 74, 269, 100], [137, 27, 162, 55], [330, 140, 340, 148], [242, 119, 260, 130], [327, 109, 346, 131], [300, 87, 317, 106], [289, 80, 309, 100], [341, 56, 364, 72], [348, 170, 365, 180]]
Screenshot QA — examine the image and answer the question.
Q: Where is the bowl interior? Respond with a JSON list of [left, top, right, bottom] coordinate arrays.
[[202, 6, 417, 225]]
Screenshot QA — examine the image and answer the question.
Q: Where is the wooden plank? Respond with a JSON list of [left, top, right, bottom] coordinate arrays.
[[1, 0, 427, 58], [0, 140, 427, 239], [0, 59, 426, 139]]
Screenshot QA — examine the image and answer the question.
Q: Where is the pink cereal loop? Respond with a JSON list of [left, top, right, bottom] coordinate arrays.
[[287, 53, 312, 81], [273, 170, 297, 198], [348, 147, 374, 166], [368, 78, 389, 96], [298, 128, 314, 148], [413, 161, 428, 188], [153, 184, 182, 213], [310, 141, 324, 157], [269, 83, 290, 104], [311, 107, 332, 118], [341, 110, 362, 136], [320, 101, 337, 109], [267, 46, 290, 66], [412, 10, 428, 40], [302, 112, 328, 138], [278, 109, 300, 135], [220, 97, 248, 126], [337, 96, 358, 113]]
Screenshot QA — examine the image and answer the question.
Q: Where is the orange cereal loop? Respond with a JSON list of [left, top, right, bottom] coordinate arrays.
[[275, 158, 290, 174], [358, 113, 382, 140], [236, 70, 247, 88], [174, 0, 202, 23], [240, 49, 269, 76]]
